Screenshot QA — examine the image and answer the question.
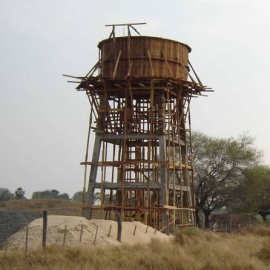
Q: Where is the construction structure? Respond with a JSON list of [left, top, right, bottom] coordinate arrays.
[[66, 23, 210, 232]]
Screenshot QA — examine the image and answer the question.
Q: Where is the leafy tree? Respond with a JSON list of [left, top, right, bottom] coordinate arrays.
[[0, 188, 14, 202], [14, 187, 26, 200], [192, 132, 261, 227], [230, 165, 270, 221], [72, 191, 111, 204], [51, 189, 60, 198], [58, 193, 70, 200], [94, 192, 114, 205], [32, 189, 70, 200], [72, 191, 83, 202]]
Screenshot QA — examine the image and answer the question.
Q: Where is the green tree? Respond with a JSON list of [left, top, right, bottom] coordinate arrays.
[[14, 187, 26, 200], [58, 193, 70, 200], [72, 191, 103, 204], [193, 132, 261, 227], [230, 165, 270, 221], [72, 191, 83, 202], [0, 188, 14, 202], [32, 189, 70, 200]]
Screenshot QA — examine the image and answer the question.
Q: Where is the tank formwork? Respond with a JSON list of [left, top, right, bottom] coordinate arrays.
[[72, 27, 209, 233]]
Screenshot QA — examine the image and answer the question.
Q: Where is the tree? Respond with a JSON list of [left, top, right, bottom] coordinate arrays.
[[32, 189, 70, 200], [72, 191, 83, 202], [94, 192, 116, 205], [14, 187, 26, 200], [193, 132, 261, 227], [0, 188, 14, 202], [58, 193, 70, 200], [230, 165, 270, 221]]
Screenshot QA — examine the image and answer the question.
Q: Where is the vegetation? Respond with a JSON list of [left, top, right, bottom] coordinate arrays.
[[0, 188, 14, 202], [193, 132, 261, 227], [1, 227, 270, 269], [0, 198, 82, 216], [0, 132, 268, 226], [14, 187, 26, 200], [231, 165, 270, 221], [72, 191, 83, 202], [32, 189, 70, 200]]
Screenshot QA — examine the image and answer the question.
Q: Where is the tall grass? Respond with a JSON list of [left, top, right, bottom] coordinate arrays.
[[1, 227, 270, 270]]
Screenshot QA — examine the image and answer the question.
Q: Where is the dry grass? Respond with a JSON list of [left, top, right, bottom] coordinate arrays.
[[1, 227, 270, 269], [0, 199, 82, 216]]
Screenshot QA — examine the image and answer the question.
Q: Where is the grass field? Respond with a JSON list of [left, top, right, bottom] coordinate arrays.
[[1, 226, 270, 270], [0, 199, 82, 216], [1, 200, 270, 269]]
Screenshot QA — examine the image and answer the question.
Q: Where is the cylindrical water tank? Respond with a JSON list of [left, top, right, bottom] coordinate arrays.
[[98, 36, 191, 80]]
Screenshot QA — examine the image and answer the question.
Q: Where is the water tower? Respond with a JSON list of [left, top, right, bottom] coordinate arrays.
[[67, 23, 210, 232]]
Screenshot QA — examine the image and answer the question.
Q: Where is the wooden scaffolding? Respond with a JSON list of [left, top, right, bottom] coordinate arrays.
[[66, 24, 210, 232]]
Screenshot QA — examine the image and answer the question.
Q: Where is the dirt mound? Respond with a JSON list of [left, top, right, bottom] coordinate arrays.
[[7, 215, 120, 249], [0, 210, 42, 247], [89, 219, 173, 245], [7, 215, 173, 250]]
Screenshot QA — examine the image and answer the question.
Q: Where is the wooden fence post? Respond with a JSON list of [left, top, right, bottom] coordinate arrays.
[[42, 210, 47, 249], [145, 226, 149, 234], [133, 225, 137, 236], [116, 213, 122, 242], [93, 226, 99, 245], [108, 225, 112, 238], [80, 224, 84, 243], [25, 225, 29, 253], [63, 225, 67, 246]]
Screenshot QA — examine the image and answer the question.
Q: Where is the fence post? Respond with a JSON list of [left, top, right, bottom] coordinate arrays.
[[133, 225, 137, 236], [202, 214, 205, 230], [145, 226, 149, 234], [93, 226, 99, 245], [63, 225, 67, 246], [108, 225, 112, 238], [42, 210, 47, 249], [166, 214, 170, 235], [80, 224, 84, 243], [116, 213, 122, 242], [25, 225, 29, 253]]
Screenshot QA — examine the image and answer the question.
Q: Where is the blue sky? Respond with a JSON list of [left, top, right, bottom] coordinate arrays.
[[1, 0, 270, 198]]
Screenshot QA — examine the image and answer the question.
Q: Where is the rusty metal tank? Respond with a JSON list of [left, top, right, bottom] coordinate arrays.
[[98, 36, 191, 80]]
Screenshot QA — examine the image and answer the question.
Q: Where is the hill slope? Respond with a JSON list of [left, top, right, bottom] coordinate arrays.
[[0, 199, 82, 216]]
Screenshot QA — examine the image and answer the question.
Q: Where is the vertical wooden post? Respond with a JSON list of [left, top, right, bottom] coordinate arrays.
[[79, 224, 84, 243], [145, 226, 149, 234], [108, 225, 112, 237], [93, 226, 99, 245], [63, 225, 67, 246], [229, 215, 232, 234], [133, 225, 137, 236], [42, 210, 47, 249], [166, 213, 170, 235], [25, 225, 29, 253], [202, 214, 205, 230], [116, 213, 122, 242]]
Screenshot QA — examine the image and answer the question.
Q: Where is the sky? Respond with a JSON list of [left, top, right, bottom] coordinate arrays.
[[1, 0, 270, 198]]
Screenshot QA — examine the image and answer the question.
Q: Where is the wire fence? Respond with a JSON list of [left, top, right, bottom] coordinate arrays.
[[0, 211, 160, 252], [0, 211, 263, 252], [0, 222, 29, 248], [199, 216, 258, 234]]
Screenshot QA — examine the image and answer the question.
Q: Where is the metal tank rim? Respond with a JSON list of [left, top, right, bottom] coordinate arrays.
[[97, 35, 192, 53]]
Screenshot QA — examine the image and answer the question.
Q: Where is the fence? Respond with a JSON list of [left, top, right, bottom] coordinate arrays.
[[0, 213, 162, 252], [0, 211, 263, 252], [199, 215, 258, 234]]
